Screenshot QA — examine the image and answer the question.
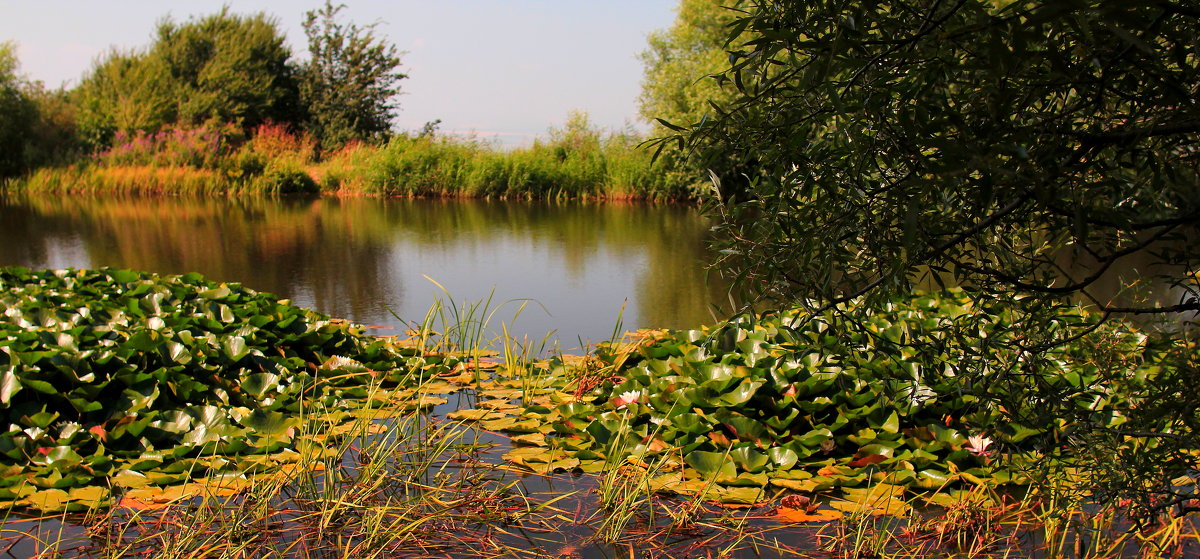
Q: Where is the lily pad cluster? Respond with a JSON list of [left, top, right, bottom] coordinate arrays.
[[0, 267, 457, 509], [494, 291, 1153, 502]]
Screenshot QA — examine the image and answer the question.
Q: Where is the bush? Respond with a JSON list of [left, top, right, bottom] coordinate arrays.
[[254, 162, 318, 194], [94, 126, 235, 169], [242, 122, 316, 163]]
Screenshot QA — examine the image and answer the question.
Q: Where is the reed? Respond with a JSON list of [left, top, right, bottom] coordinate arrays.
[[6, 120, 702, 201]]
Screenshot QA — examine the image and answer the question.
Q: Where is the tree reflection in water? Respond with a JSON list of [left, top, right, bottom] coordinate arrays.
[[0, 195, 734, 348]]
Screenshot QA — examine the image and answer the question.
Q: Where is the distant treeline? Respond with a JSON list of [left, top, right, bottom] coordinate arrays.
[[0, 4, 700, 201]]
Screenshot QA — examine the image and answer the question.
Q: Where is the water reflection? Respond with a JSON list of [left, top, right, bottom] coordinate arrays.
[[0, 195, 731, 348]]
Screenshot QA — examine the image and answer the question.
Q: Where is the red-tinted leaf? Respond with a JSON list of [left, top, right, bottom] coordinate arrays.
[[849, 454, 887, 468], [709, 431, 732, 446], [89, 425, 108, 442]]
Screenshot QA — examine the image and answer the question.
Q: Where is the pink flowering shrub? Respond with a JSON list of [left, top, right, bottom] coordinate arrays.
[[94, 125, 236, 169]]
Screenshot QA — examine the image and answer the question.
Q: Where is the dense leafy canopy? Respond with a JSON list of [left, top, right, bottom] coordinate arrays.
[[73, 50, 169, 147], [67, 4, 405, 152], [74, 10, 300, 147], [153, 9, 302, 129], [665, 0, 1199, 315], [638, 0, 747, 191], [300, 1, 407, 150], [638, 0, 738, 132]]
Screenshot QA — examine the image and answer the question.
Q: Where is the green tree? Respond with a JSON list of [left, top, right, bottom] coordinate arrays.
[[74, 9, 300, 146], [638, 0, 738, 131], [0, 42, 37, 177], [662, 0, 1199, 513], [153, 9, 301, 128], [547, 110, 602, 158], [0, 43, 83, 174], [300, 1, 407, 150], [73, 49, 171, 147], [22, 83, 83, 168], [639, 0, 753, 195]]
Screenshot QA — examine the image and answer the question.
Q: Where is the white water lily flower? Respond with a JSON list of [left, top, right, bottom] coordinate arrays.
[[321, 355, 365, 371], [965, 434, 994, 456], [612, 390, 641, 409]]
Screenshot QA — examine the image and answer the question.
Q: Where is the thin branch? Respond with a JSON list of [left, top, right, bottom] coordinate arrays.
[[1072, 120, 1200, 145], [1100, 301, 1200, 314]]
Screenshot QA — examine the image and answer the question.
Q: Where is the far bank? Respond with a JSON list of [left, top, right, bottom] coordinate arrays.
[[6, 118, 703, 202]]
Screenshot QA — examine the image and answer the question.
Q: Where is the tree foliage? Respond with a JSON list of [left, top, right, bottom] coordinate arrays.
[[638, 0, 739, 131], [657, 0, 1199, 512], [21, 87, 82, 169], [74, 49, 171, 147], [673, 0, 1200, 315], [153, 9, 301, 128], [24, 5, 407, 156], [639, 0, 748, 193], [0, 42, 37, 177], [300, 1, 407, 150], [74, 10, 299, 147]]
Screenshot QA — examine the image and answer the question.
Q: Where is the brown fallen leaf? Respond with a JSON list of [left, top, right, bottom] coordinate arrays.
[[116, 497, 173, 511]]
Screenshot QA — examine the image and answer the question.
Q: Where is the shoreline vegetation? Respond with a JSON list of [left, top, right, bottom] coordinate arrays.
[[5, 118, 703, 203]]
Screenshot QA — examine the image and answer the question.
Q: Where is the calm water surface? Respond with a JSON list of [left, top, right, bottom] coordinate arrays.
[[0, 194, 732, 350], [3, 195, 1197, 558]]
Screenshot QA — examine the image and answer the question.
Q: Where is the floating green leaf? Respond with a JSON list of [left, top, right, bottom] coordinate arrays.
[[684, 450, 735, 478]]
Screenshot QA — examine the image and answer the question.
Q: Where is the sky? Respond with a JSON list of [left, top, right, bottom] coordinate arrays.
[[1, 1, 679, 146]]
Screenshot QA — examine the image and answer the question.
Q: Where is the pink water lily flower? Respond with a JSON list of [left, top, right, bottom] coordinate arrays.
[[965, 434, 994, 457], [612, 390, 641, 409]]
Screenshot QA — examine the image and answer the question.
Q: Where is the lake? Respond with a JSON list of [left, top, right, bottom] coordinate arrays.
[[4, 192, 1192, 343], [0, 194, 733, 351], [2, 193, 1196, 558]]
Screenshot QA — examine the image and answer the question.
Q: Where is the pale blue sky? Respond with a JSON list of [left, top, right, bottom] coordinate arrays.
[[1, 1, 678, 145]]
